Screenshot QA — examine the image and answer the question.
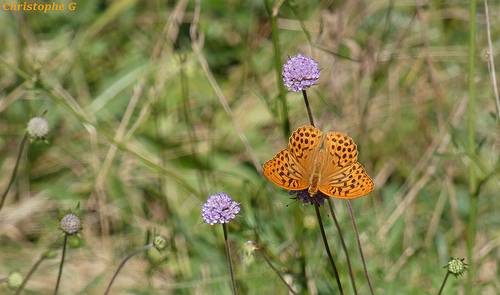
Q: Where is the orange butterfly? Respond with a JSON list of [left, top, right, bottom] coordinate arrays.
[[263, 126, 374, 200]]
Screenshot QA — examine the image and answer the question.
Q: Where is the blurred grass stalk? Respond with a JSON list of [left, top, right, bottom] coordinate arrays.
[[14, 251, 52, 295], [0, 134, 28, 213], [0, 56, 200, 198], [466, 0, 477, 293], [264, 0, 290, 139]]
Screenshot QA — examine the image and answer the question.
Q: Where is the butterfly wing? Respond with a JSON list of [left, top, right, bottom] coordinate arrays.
[[263, 149, 309, 190], [263, 126, 323, 191], [319, 131, 374, 199]]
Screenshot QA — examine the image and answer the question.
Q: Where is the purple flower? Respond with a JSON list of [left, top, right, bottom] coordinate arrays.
[[60, 213, 81, 234], [289, 189, 327, 205], [202, 193, 241, 225], [282, 53, 322, 92]]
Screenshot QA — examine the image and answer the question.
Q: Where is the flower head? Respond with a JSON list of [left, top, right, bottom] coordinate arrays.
[[27, 117, 50, 140], [445, 258, 468, 277], [290, 189, 327, 205], [60, 213, 81, 235], [202, 192, 240, 225], [282, 53, 322, 92]]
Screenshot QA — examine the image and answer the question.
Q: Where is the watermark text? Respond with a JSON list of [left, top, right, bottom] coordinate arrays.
[[3, 2, 76, 13]]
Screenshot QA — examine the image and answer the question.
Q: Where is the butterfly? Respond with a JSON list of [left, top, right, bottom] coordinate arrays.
[[263, 126, 374, 199]]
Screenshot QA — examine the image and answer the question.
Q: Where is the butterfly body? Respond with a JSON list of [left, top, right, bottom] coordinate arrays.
[[307, 149, 324, 196], [263, 126, 374, 199]]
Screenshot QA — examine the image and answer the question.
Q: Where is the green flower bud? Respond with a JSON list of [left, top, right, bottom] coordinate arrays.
[[153, 235, 168, 252], [7, 271, 23, 291], [445, 258, 468, 277], [69, 236, 84, 248]]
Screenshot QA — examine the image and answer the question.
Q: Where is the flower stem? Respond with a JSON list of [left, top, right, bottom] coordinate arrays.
[[250, 241, 298, 295], [0, 134, 28, 214], [15, 254, 47, 295], [222, 223, 238, 295], [327, 199, 357, 294], [301, 90, 315, 127], [346, 200, 374, 295], [437, 271, 450, 295], [466, 0, 477, 292], [104, 243, 154, 295], [314, 204, 343, 295], [54, 235, 68, 295]]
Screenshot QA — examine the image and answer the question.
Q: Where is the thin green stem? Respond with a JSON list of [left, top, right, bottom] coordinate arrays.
[[346, 200, 374, 295], [250, 241, 298, 295], [54, 235, 68, 295], [466, 0, 477, 293], [104, 243, 154, 295], [15, 254, 47, 295], [327, 199, 357, 294], [438, 271, 450, 295], [314, 204, 343, 295], [223, 223, 238, 295], [0, 134, 28, 214], [264, 0, 290, 139]]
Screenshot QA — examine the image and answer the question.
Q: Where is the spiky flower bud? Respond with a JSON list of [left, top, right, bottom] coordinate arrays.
[[7, 271, 23, 291], [153, 235, 168, 252], [241, 241, 258, 265], [27, 117, 50, 140], [60, 213, 81, 234], [445, 258, 468, 277]]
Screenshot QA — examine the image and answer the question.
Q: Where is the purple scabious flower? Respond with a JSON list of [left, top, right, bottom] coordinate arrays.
[[60, 213, 81, 234], [282, 53, 322, 92], [202, 193, 241, 225], [289, 189, 327, 205]]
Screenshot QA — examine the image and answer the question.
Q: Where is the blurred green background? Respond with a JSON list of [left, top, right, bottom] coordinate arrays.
[[1, 0, 499, 294]]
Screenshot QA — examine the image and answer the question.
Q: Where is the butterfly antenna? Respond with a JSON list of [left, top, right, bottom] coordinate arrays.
[[285, 198, 301, 207]]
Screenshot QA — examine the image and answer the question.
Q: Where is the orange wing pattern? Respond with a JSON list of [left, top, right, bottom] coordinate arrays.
[[263, 126, 323, 190], [263, 126, 374, 199], [319, 132, 374, 199]]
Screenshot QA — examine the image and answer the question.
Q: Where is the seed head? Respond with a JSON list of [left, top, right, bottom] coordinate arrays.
[[202, 192, 240, 225], [27, 117, 50, 140], [282, 53, 322, 92]]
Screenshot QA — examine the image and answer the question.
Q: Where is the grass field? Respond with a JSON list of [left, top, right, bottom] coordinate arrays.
[[1, 0, 499, 294]]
